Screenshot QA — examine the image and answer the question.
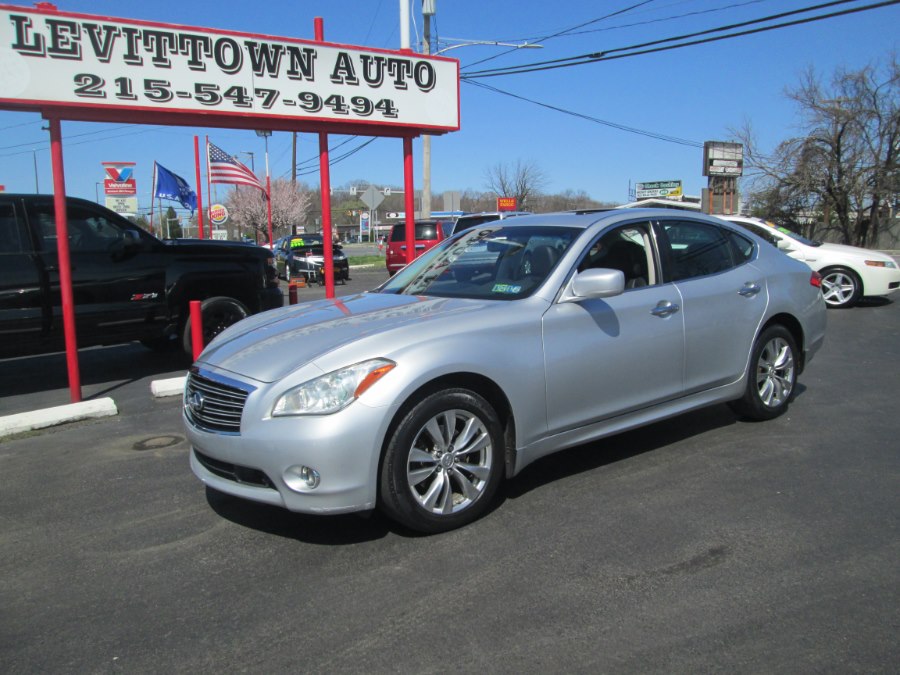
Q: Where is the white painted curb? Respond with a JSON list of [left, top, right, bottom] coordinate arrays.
[[0, 397, 118, 439], [151, 376, 187, 398]]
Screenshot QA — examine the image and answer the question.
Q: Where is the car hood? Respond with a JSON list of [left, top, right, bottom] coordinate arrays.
[[817, 242, 895, 262], [197, 292, 489, 382]]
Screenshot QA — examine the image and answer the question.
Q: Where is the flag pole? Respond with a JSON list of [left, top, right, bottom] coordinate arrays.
[[193, 136, 205, 240], [205, 135, 212, 232], [149, 162, 157, 236]]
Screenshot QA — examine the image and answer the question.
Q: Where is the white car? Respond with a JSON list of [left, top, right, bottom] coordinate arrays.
[[722, 216, 900, 308]]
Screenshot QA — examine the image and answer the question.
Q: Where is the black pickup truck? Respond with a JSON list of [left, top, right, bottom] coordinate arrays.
[[0, 194, 283, 359]]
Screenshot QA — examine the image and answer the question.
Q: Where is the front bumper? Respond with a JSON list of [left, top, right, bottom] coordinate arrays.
[[184, 369, 394, 515]]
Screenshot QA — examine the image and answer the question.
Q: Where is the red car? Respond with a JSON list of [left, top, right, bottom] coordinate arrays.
[[385, 219, 449, 275]]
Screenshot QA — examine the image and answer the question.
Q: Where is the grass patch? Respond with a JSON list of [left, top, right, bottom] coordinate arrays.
[[349, 255, 386, 267]]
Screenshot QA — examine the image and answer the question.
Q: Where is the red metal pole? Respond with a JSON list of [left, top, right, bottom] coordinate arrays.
[[403, 136, 416, 265], [47, 116, 82, 403], [190, 300, 203, 360], [194, 136, 205, 239], [319, 132, 334, 300], [314, 17, 335, 299]]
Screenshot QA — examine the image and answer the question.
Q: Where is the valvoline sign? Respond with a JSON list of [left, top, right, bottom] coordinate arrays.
[[102, 162, 136, 195]]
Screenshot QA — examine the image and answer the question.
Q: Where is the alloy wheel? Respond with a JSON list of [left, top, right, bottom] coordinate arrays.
[[406, 409, 492, 515]]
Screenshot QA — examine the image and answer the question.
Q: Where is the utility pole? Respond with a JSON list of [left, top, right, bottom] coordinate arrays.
[[421, 0, 435, 218], [291, 132, 297, 185]]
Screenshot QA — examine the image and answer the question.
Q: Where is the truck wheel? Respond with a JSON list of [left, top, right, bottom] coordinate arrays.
[[181, 296, 249, 357]]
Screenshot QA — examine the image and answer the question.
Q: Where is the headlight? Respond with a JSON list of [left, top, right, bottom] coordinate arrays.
[[272, 358, 396, 416], [865, 259, 897, 269]]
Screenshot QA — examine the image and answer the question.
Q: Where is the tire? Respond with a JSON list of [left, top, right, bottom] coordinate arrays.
[[729, 325, 798, 421], [820, 266, 861, 308], [181, 296, 249, 358], [379, 389, 504, 533]]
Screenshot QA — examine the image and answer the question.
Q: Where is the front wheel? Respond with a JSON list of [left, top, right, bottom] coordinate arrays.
[[379, 389, 504, 533], [820, 266, 861, 308], [729, 325, 798, 421], [181, 296, 249, 358]]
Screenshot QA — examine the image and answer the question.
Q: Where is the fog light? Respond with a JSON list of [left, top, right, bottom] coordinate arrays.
[[284, 465, 321, 491]]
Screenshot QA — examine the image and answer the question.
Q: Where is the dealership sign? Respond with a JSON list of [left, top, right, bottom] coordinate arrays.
[[703, 141, 744, 176], [0, 5, 460, 133], [636, 180, 682, 199]]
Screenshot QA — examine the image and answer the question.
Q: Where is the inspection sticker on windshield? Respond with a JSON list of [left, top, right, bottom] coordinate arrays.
[[492, 283, 522, 295]]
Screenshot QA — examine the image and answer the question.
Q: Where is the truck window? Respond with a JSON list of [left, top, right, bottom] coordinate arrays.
[[0, 203, 28, 254], [33, 205, 126, 253]]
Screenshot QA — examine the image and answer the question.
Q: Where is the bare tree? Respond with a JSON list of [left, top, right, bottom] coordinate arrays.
[[225, 179, 312, 243], [737, 56, 899, 246], [483, 159, 548, 211]]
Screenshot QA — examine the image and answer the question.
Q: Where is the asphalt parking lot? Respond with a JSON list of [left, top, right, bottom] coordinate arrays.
[[1, 266, 898, 672]]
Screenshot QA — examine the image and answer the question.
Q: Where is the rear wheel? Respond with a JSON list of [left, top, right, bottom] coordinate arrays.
[[181, 296, 249, 358], [729, 325, 798, 421], [820, 266, 861, 308], [379, 389, 504, 533]]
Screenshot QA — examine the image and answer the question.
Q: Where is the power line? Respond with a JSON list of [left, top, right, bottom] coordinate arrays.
[[465, 80, 703, 148], [462, 0, 899, 79], [463, 0, 660, 70]]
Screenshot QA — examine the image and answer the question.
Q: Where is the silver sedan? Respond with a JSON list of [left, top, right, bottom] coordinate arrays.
[[184, 210, 826, 533]]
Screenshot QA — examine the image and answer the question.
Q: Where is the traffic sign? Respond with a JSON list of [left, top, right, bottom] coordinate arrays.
[[360, 185, 384, 210]]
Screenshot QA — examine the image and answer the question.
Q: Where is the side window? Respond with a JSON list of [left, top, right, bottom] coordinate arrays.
[[663, 220, 737, 281], [33, 204, 125, 253], [578, 222, 656, 288], [0, 203, 29, 254], [727, 230, 755, 263]]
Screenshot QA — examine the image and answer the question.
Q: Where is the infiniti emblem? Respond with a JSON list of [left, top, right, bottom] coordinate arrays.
[[188, 390, 205, 414]]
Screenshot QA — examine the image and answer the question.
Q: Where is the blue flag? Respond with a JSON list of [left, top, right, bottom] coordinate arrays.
[[155, 162, 197, 213]]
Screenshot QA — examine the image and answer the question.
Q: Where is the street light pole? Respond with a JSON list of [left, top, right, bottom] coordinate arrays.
[[422, 1, 433, 218], [255, 130, 274, 249]]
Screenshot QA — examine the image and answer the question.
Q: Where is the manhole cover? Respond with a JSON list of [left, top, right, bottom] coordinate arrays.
[[132, 435, 184, 451]]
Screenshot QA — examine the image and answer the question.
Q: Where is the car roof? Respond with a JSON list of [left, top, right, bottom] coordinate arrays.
[[471, 208, 730, 231]]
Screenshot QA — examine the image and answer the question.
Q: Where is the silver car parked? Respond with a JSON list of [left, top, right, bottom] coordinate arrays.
[[184, 210, 826, 533]]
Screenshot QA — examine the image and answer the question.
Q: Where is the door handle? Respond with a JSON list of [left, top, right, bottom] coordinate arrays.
[[738, 282, 762, 297], [651, 300, 680, 318]]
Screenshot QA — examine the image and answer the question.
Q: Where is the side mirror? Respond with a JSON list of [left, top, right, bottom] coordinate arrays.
[[776, 238, 793, 251], [565, 268, 625, 301]]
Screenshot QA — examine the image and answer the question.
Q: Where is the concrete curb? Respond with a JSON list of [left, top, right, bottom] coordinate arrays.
[[0, 397, 118, 439], [151, 376, 187, 398]]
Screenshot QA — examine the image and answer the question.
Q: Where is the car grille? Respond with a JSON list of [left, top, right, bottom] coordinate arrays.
[[184, 369, 250, 434], [193, 450, 275, 489]]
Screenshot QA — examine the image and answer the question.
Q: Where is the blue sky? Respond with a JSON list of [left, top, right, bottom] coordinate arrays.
[[0, 0, 897, 209]]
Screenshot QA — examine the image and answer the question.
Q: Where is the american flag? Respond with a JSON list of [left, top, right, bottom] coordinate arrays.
[[208, 141, 264, 191]]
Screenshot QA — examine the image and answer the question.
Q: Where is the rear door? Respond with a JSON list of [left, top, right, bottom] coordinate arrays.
[[656, 217, 768, 393], [0, 198, 47, 355]]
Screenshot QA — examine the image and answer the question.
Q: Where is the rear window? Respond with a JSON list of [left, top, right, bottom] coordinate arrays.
[[453, 214, 501, 234], [390, 222, 441, 241]]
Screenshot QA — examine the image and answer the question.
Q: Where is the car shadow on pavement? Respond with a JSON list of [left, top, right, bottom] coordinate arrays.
[[503, 404, 741, 501], [0, 343, 187, 400], [205, 487, 396, 544]]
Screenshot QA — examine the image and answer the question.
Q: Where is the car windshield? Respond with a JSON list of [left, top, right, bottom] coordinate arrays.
[[774, 224, 821, 247], [377, 225, 579, 300]]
